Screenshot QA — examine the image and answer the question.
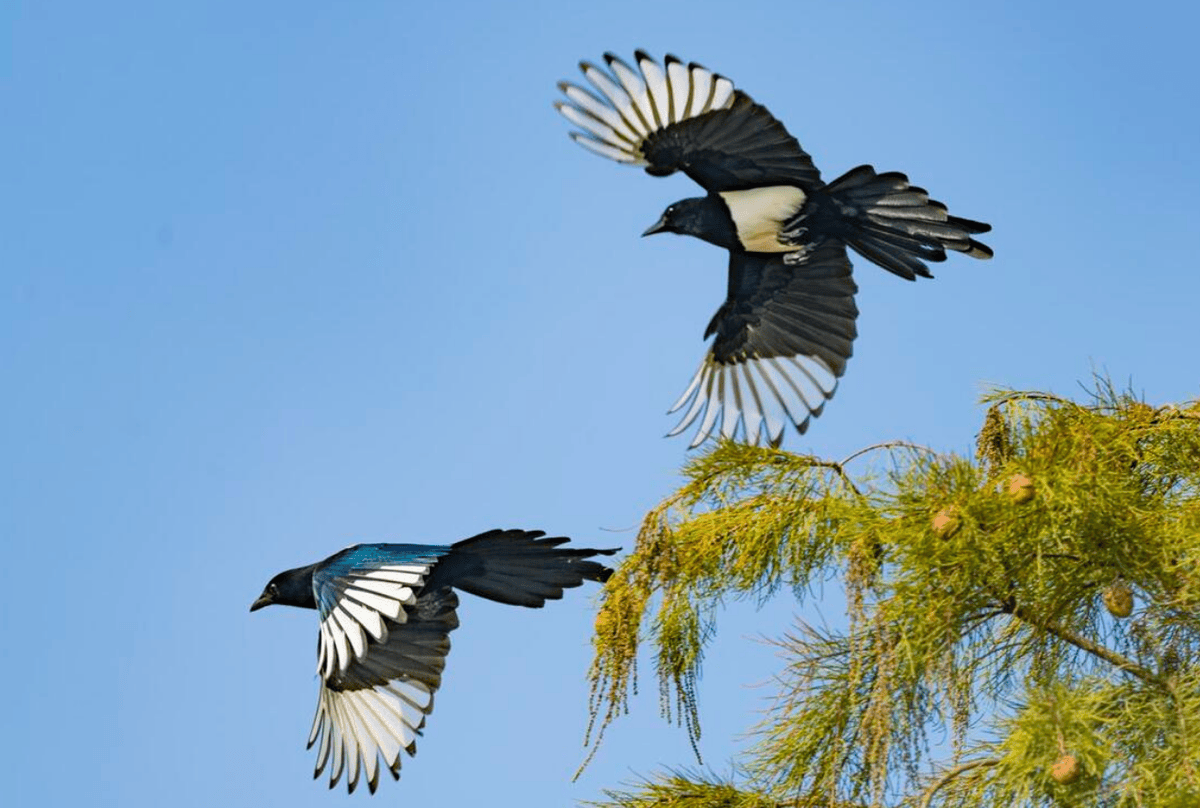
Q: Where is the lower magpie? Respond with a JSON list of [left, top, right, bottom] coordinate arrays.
[[556, 51, 992, 447], [250, 528, 617, 793]]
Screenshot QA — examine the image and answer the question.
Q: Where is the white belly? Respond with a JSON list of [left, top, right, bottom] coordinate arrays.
[[718, 186, 807, 253]]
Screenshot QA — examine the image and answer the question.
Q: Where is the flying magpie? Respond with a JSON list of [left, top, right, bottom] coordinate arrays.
[[250, 528, 616, 794], [556, 51, 992, 448]]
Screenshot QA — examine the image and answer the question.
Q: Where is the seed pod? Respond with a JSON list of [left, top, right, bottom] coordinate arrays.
[[1007, 474, 1035, 504], [931, 507, 961, 539], [1103, 582, 1134, 618], [1050, 753, 1080, 784]]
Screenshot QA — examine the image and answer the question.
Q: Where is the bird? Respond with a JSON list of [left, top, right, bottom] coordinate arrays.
[[555, 50, 992, 448], [250, 528, 617, 794]]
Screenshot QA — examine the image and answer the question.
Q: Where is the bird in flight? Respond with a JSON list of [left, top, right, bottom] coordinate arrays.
[[250, 529, 616, 793], [556, 50, 992, 447]]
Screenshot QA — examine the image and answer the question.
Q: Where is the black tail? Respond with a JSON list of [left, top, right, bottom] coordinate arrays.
[[428, 529, 618, 607], [825, 164, 992, 280]]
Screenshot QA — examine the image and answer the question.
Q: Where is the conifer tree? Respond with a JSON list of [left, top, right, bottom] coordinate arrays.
[[583, 382, 1200, 807]]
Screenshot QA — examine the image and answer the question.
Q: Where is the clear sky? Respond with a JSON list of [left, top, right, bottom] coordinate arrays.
[[4, 1, 1198, 805]]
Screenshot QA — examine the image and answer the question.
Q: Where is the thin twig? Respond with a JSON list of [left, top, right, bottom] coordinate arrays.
[[840, 440, 940, 467], [1002, 601, 1164, 686], [792, 457, 863, 497], [918, 757, 1000, 808]]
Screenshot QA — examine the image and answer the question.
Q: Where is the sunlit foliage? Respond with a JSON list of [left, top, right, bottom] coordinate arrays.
[[585, 382, 1200, 807]]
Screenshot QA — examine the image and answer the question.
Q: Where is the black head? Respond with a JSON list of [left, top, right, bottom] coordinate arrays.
[[642, 195, 737, 250], [249, 563, 319, 612]]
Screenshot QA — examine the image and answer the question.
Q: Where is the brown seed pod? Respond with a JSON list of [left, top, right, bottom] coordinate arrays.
[[1103, 582, 1134, 618], [931, 507, 961, 539], [1007, 474, 1035, 504], [1050, 753, 1080, 784]]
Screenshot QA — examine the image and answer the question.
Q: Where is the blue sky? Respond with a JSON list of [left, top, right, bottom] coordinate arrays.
[[4, 1, 1198, 805]]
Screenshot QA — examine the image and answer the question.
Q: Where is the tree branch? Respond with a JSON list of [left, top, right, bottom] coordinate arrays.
[[789, 456, 863, 498], [1002, 601, 1164, 686], [918, 757, 1000, 808], [840, 440, 941, 467]]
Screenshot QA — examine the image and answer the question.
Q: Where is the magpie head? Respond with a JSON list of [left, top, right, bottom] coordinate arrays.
[[643, 196, 737, 249], [250, 564, 318, 612]]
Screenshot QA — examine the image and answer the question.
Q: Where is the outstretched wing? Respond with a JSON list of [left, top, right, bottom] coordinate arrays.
[[556, 50, 822, 192], [669, 241, 859, 447], [309, 545, 453, 794], [304, 534, 615, 793]]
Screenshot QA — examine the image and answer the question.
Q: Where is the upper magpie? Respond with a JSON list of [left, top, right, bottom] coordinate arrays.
[[556, 51, 992, 448], [250, 528, 616, 794]]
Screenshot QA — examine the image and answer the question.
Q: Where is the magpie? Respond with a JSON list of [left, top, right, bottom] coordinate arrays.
[[556, 51, 992, 448], [250, 528, 617, 794]]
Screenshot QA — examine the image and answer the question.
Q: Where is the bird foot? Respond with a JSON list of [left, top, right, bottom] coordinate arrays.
[[783, 244, 815, 265], [779, 225, 809, 245]]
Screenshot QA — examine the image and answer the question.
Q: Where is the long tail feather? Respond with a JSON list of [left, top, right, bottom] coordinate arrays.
[[825, 165, 992, 280], [430, 530, 617, 607]]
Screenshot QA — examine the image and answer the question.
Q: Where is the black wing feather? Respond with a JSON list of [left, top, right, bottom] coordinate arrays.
[[642, 92, 823, 192], [327, 588, 460, 692], [558, 53, 823, 192], [707, 242, 858, 372], [669, 242, 858, 447]]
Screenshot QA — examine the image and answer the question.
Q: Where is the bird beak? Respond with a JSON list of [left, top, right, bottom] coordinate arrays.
[[249, 592, 272, 612], [642, 213, 670, 237]]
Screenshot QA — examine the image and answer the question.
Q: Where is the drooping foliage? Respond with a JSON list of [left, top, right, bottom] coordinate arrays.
[[584, 382, 1200, 807]]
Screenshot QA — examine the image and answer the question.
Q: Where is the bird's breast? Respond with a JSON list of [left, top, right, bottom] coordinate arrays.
[[718, 186, 808, 253]]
